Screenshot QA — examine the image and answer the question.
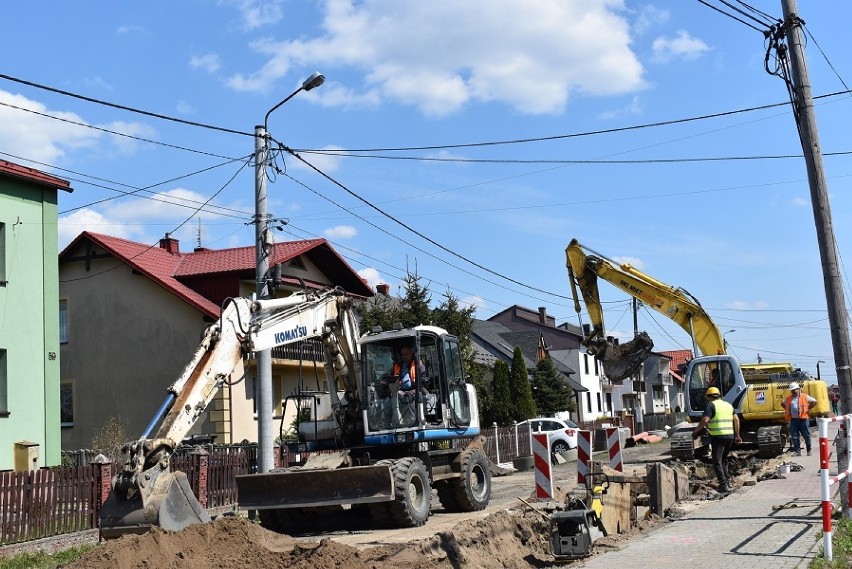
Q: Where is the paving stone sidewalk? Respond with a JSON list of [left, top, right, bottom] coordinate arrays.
[[573, 421, 841, 569]]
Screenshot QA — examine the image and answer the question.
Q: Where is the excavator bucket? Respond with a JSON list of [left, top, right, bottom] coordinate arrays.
[[99, 467, 211, 539], [236, 463, 395, 511], [598, 331, 654, 382]]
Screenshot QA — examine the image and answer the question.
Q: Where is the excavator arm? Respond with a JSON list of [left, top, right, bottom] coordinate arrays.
[[100, 287, 361, 538], [566, 238, 725, 380]]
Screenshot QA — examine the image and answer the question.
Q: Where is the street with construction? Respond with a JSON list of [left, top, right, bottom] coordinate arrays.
[[62, 420, 842, 569]]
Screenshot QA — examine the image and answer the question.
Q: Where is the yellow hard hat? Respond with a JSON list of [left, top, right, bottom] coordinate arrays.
[[705, 386, 721, 397]]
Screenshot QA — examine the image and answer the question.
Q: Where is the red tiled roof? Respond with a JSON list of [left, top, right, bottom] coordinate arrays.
[[59, 232, 373, 319], [61, 232, 221, 318], [661, 349, 693, 383], [0, 159, 72, 192], [175, 239, 324, 276]]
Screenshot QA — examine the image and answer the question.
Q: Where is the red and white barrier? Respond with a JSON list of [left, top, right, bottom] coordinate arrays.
[[533, 432, 553, 500], [817, 414, 852, 561], [577, 430, 593, 485], [606, 427, 624, 472]]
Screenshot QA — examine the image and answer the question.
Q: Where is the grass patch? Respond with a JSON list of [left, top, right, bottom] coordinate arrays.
[[0, 544, 96, 569], [811, 518, 852, 568]]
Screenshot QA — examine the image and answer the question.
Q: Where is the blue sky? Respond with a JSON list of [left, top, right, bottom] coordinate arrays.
[[2, 1, 850, 383]]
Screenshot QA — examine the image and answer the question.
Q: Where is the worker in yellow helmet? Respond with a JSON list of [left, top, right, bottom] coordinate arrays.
[[692, 386, 742, 493]]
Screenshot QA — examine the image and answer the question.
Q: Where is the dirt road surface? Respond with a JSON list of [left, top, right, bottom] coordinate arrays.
[[66, 439, 778, 569]]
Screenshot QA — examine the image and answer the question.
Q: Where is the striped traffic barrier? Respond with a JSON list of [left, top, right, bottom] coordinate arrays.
[[532, 432, 553, 500], [606, 427, 624, 472], [577, 430, 593, 485], [818, 414, 852, 561]]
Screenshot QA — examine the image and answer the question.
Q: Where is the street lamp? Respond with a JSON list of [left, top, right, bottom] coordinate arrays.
[[255, 71, 325, 474], [817, 360, 825, 381], [723, 329, 735, 350]]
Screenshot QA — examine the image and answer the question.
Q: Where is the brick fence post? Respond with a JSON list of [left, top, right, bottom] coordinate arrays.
[[190, 447, 209, 509], [90, 454, 112, 541]]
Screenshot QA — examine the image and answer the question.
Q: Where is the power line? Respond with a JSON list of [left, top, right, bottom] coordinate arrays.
[[0, 72, 253, 137], [298, 149, 852, 165]]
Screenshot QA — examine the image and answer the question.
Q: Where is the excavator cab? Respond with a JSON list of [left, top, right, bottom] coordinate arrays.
[[684, 356, 747, 419]]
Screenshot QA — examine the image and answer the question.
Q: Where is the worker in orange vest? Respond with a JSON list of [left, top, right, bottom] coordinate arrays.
[[784, 382, 817, 456]]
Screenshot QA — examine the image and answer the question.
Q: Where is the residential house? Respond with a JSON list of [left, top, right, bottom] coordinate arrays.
[[58, 232, 372, 451], [640, 352, 675, 415], [0, 160, 72, 470], [661, 349, 693, 413], [471, 305, 590, 421]]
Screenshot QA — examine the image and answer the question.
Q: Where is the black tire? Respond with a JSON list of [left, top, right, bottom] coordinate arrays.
[[386, 457, 431, 527], [367, 459, 396, 527], [551, 440, 570, 459], [434, 479, 461, 511], [438, 449, 491, 512]]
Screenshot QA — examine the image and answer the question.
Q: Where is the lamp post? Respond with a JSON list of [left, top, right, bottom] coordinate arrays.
[[255, 71, 324, 473], [723, 329, 736, 350], [817, 360, 825, 381]]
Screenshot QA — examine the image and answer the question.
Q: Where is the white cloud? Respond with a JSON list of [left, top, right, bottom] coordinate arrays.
[[0, 90, 156, 163], [176, 100, 195, 115], [82, 76, 114, 91], [652, 30, 710, 63], [288, 145, 345, 173], [102, 188, 221, 223], [632, 5, 669, 35], [323, 225, 357, 239], [190, 53, 222, 74], [599, 95, 644, 120], [220, 0, 284, 31], [460, 295, 485, 312], [725, 300, 769, 310], [0, 90, 100, 164], [58, 209, 133, 248], [226, 1, 646, 116], [116, 25, 147, 35], [358, 267, 382, 289], [792, 197, 809, 207], [613, 255, 644, 270]]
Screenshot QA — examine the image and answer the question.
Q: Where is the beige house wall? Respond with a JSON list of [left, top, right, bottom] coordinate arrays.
[[59, 251, 209, 450]]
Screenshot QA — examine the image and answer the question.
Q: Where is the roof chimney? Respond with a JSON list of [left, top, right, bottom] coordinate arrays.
[[376, 283, 390, 296], [538, 307, 547, 324], [159, 233, 179, 254]]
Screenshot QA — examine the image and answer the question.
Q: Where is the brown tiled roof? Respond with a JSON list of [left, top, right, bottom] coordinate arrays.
[[660, 349, 694, 383], [0, 159, 72, 191]]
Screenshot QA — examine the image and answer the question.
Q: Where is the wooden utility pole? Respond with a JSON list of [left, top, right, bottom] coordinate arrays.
[[781, 0, 852, 415]]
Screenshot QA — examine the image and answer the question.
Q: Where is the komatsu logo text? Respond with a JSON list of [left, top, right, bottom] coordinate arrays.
[[274, 326, 308, 344]]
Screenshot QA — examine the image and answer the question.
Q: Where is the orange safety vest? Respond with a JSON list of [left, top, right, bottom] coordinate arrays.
[[393, 360, 417, 386], [784, 393, 810, 421]]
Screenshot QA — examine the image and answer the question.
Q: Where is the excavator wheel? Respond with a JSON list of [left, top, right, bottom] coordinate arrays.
[[756, 425, 786, 458], [436, 449, 490, 512], [385, 457, 431, 527]]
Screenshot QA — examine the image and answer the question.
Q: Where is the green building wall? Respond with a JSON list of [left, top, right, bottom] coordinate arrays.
[[0, 177, 62, 470]]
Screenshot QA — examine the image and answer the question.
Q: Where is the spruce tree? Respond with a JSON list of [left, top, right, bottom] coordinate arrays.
[[490, 360, 513, 426], [510, 346, 537, 420], [530, 357, 575, 417]]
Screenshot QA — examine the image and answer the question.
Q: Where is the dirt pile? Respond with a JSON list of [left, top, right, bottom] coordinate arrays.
[[65, 509, 554, 569]]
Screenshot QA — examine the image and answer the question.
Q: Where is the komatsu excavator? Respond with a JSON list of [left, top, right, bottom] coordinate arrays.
[[566, 238, 829, 460], [99, 287, 490, 538]]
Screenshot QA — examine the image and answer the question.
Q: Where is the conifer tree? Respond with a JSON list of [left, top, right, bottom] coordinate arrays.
[[530, 357, 575, 417], [490, 360, 513, 426], [510, 346, 537, 420]]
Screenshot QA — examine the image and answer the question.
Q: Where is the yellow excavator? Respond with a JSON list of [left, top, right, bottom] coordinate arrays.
[[566, 238, 829, 459]]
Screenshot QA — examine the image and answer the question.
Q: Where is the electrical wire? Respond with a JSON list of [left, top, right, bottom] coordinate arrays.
[[0, 73, 253, 137]]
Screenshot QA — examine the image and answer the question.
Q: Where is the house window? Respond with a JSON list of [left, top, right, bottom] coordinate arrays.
[[583, 354, 589, 374], [652, 386, 666, 407], [59, 299, 68, 344], [0, 222, 6, 283], [60, 382, 73, 426], [594, 358, 599, 375], [596, 393, 602, 412], [289, 256, 306, 270], [586, 392, 592, 412], [0, 349, 7, 415]]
